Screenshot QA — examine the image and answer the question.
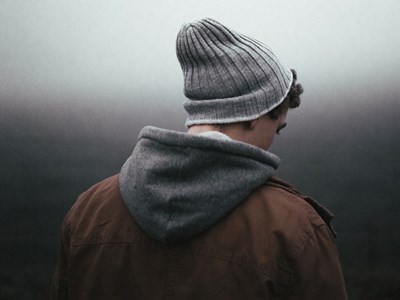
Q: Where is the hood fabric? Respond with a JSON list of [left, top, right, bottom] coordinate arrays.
[[119, 126, 280, 243]]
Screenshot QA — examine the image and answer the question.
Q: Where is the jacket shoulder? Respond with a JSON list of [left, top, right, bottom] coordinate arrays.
[[221, 176, 338, 259], [264, 176, 336, 236], [63, 175, 138, 246], [66, 175, 121, 219]]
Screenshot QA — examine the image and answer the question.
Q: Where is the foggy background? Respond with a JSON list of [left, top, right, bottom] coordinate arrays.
[[1, 0, 399, 298]]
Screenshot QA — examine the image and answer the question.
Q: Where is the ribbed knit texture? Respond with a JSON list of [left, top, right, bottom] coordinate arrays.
[[176, 18, 293, 126]]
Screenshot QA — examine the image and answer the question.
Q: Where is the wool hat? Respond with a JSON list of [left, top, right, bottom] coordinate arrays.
[[176, 18, 293, 126]]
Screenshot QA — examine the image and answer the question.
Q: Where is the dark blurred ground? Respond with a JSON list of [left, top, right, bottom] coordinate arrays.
[[1, 96, 399, 299]]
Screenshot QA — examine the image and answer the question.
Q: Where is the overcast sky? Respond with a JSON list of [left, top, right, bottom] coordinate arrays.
[[1, 0, 399, 108]]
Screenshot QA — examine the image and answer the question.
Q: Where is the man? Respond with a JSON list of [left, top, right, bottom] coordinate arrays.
[[53, 18, 348, 299]]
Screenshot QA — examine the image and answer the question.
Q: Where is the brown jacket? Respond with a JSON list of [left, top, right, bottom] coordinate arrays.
[[52, 175, 347, 299]]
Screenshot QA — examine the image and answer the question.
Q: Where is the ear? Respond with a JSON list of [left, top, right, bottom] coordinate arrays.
[[249, 118, 259, 130]]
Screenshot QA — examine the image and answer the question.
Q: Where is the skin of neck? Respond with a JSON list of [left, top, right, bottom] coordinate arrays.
[[187, 111, 287, 150]]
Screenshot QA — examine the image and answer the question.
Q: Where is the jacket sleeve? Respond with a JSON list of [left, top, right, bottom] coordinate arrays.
[[291, 224, 348, 300], [52, 217, 71, 300]]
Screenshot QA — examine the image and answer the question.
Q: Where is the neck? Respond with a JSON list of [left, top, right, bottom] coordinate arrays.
[[187, 123, 250, 144], [187, 125, 222, 135]]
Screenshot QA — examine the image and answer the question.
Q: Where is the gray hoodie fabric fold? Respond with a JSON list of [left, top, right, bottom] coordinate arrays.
[[119, 126, 280, 243]]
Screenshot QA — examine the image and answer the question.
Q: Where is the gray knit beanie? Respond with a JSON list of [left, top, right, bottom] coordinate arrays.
[[176, 18, 293, 126]]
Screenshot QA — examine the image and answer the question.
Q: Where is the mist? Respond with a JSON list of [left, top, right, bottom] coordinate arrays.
[[1, 1, 400, 298]]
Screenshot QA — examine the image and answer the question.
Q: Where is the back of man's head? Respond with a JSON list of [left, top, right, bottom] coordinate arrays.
[[176, 18, 302, 128]]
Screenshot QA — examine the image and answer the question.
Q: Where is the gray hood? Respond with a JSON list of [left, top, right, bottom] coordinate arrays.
[[119, 126, 280, 243]]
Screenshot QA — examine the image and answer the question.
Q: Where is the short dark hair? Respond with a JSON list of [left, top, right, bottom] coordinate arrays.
[[268, 69, 303, 120]]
